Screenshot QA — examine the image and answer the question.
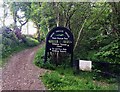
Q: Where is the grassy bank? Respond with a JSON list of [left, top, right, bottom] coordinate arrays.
[[42, 70, 118, 90], [1, 43, 29, 67], [1, 36, 40, 67], [34, 46, 118, 90]]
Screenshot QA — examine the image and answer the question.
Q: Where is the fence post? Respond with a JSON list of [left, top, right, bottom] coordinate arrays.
[[73, 60, 79, 74]]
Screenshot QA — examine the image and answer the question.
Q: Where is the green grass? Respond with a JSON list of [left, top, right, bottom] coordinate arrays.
[[34, 45, 45, 67], [34, 45, 55, 70], [42, 68, 118, 90], [25, 36, 39, 47], [34, 46, 118, 90]]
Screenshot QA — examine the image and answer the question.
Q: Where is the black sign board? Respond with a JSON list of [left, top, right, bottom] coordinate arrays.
[[44, 27, 74, 66]]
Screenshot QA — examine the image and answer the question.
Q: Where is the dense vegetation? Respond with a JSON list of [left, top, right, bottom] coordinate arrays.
[[1, 1, 120, 90], [34, 45, 118, 90], [31, 2, 120, 90], [42, 71, 117, 90], [3, 2, 120, 65], [28, 2, 120, 74], [0, 26, 39, 66]]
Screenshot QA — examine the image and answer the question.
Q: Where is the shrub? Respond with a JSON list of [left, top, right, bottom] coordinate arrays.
[[25, 36, 39, 47], [2, 27, 19, 58], [34, 46, 55, 70], [92, 38, 120, 75], [94, 38, 120, 64]]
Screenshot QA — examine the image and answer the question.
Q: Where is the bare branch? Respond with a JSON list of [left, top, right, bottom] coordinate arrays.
[[74, 19, 87, 51]]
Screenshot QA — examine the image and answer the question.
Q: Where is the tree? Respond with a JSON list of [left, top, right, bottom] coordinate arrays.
[[0, 2, 9, 26], [109, 2, 120, 36], [10, 2, 31, 30]]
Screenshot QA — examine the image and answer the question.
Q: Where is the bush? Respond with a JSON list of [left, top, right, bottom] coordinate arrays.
[[34, 43, 118, 90], [34, 46, 55, 70], [1, 26, 40, 61], [92, 38, 120, 75], [34, 46, 72, 70], [25, 36, 39, 47], [94, 38, 120, 64], [2, 27, 20, 58]]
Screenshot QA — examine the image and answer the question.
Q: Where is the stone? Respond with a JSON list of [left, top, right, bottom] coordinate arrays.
[[79, 60, 92, 71]]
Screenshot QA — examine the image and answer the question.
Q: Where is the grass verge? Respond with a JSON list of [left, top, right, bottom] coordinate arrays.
[[1, 43, 29, 67], [1, 36, 40, 67], [34, 46, 118, 90]]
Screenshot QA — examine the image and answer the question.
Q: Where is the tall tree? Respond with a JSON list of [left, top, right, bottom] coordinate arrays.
[[10, 2, 31, 30]]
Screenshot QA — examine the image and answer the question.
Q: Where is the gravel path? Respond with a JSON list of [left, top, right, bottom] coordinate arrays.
[[2, 44, 47, 90]]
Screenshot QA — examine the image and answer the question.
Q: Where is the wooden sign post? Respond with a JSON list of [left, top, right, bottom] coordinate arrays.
[[44, 27, 74, 66]]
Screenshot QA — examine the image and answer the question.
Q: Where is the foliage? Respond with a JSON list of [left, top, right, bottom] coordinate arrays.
[[92, 38, 120, 75], [12, 2, 120, 63], [2, 26, 19, 58], [1, 43, 28, 66], [34, 45, 72, 70], [10, 2, 31, 30], [31, 2, 120, 90], [25, 36, 39, 47], [94, 38, 120, 64], [34, 45, 55, 70], [34, 46, 118, 90], [1, 26, 40, 66], [6, 2, 120, 89]]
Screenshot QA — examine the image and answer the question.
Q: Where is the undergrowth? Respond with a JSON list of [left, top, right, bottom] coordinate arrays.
[[34, 46, 118, 90]]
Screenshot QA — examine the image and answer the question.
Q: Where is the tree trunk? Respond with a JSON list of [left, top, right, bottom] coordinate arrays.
[[3, 2, 7, 26], [74, 19, 87, 51], [56, 3, 60, 27], [3, 3, 5, 26], [109, 2, 120, 36], [37, 28, 40, 42], [27, 22, 29, 35], [13, 9, 17, 29]]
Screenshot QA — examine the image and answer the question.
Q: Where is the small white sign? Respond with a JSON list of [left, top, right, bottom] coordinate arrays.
[[79, 60, 92, 71]]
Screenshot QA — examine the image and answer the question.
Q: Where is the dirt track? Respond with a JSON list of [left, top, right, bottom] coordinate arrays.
[[2, 44, 47, 90]]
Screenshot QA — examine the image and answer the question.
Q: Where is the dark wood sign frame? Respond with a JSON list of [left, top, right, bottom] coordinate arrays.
[[44, 27, 74, 66]]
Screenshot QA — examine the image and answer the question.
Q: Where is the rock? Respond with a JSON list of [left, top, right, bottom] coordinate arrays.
[[79, 60, 92, 71]]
